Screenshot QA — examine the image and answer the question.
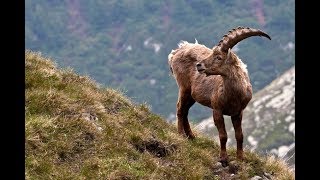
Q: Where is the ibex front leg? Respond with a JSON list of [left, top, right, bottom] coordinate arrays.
[[231, 111, 244, 160], [213, 110, 228, 167], [176, 89, 195, 139]]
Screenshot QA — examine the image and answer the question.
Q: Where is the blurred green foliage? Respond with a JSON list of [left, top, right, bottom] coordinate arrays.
[[25, 0, 294, 121]]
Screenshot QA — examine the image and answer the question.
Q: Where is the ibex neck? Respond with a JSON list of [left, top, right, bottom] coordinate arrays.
[[222, 66, 251, 95]]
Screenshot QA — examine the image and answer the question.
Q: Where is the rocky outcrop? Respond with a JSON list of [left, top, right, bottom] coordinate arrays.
[[196, 66, 295, 167]]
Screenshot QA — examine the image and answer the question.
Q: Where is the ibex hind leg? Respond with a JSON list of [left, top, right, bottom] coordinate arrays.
[[176, 89, 195, 139]]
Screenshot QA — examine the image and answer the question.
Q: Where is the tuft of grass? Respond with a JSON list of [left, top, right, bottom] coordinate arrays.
[[264, 155, 295, 180], [25, 50, 294, 179]]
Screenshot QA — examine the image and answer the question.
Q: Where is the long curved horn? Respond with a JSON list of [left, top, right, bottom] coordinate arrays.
[[217, 26, 271, 53]]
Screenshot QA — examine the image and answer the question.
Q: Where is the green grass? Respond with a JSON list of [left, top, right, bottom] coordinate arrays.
[[25, 50, 294, 179]]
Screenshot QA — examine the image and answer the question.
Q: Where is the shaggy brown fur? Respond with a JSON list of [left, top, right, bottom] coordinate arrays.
[[168, 27, 270, 167]]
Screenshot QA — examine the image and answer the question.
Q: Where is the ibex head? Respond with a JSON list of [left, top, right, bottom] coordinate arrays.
[[196, 27, 271, 76]]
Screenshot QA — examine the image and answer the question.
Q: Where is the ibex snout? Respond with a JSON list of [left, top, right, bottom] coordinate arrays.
[[196, 63, 205, 73]]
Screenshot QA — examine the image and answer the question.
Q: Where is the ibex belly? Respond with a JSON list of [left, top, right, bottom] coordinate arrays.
[[191, 75, 221, 108], [221, 96, 251, 116]]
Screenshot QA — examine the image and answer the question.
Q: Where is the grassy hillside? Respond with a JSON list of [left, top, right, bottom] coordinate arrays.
[[25, 51, 294, 179]]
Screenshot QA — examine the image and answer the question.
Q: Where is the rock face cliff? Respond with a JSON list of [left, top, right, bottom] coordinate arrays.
[[196, 66, 295, 168]]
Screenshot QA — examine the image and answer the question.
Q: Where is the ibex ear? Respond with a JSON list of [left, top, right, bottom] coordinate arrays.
[[225, 48, 233, 64]]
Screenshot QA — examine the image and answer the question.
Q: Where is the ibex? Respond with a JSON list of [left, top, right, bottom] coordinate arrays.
[[168, 27, 271, 166]]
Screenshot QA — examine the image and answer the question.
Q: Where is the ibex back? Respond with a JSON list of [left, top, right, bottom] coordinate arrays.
[[168, 27, 271, 167]]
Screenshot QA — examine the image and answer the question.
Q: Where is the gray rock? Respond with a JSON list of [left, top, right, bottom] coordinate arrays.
[[263, 172, 272, 179], [250, 176, 263, 180], [214, 162, 223, 169]]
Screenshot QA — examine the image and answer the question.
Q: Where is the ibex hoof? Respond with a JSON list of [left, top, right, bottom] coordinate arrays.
[[237, 155, 244, 161], [219, 159, 229, 167], [187, 133, 195, 140]]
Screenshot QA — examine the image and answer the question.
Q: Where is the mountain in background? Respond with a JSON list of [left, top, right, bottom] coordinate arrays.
[[25, 0, 295, 121], [195, 66, 295, 169]]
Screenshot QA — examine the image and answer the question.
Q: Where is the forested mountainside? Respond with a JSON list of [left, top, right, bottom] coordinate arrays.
[[196, 66, 295, 168], [25, 0, 294, 120]]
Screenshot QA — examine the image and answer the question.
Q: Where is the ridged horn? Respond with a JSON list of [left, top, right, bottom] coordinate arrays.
[[217, 26, 271, 53]]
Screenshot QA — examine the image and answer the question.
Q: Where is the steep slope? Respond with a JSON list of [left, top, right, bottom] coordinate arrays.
[[196, 67, 295, 168], [25, 51, 294, 179]]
